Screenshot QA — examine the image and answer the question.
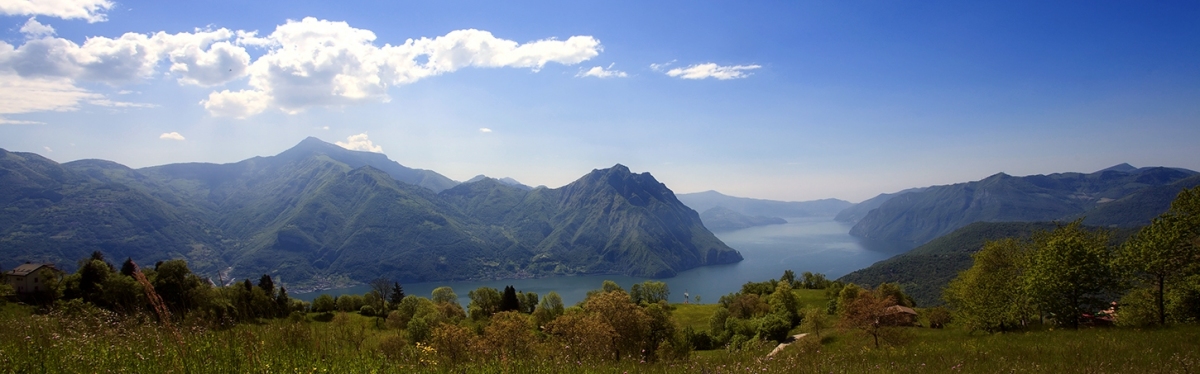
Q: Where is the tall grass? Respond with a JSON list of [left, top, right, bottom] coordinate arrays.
[[2, 304, 1197, 373]]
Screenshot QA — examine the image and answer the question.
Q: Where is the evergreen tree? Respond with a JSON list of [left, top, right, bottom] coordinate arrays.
[[500, 285, 520, 312], [389, 282, 405, 306], [258, 274, 275, 297], [276, 287, 291, 316], [120, 257, 136, 277]]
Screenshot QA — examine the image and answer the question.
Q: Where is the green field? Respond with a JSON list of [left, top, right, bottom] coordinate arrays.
[[3, 302, 1197, 373]]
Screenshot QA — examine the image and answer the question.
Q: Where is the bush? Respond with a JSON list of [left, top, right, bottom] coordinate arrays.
[[757, 313, 791, 343], [407, 316, 431, 344], [1116, 288, 1158, 327], [379, 334, 410, 361], [927, 306, 952, 328]]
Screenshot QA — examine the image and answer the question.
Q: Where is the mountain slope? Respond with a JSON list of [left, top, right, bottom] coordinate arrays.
[[848, 166, 1196, 245], [840, 221, 1139, 306], [834, 187, 927, 224], [0, 150, 227, 274], [699, 206, 786, 232], [0, 140, 740, 288], [840, 222, 1059, 306], [677, 190, 850, 218]]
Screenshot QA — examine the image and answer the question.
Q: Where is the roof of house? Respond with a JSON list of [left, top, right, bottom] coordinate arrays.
[[884, 305, 918, 316], [4, 263, 60, 277]]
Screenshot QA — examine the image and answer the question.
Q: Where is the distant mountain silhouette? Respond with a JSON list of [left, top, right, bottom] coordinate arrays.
[[676, 190, 850, 218]]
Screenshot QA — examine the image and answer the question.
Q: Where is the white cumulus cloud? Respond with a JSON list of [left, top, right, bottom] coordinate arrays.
[[665, 63, 761, 80], [0, 24, 252, 86], [479, 127, 492, 133], [159, 131, 185, 140], [576, 63, 627, 78], [0, 0, 114, 23], [19, 17, 55, 36], [335, 133, 382, 153], [203, 18, 601, 117], [0, 17, 602, 119]]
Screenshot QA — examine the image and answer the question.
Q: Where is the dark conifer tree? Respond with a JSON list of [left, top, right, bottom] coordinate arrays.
[[276, 287, 291, 316], [389, 282, 405, 306], [258, 274, 275, 296], [500, 285, 520, 312], [120, 257, 136, 277]]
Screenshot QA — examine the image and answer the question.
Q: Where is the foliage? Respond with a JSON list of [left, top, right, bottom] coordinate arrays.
[[499, 285, 520, 312], [1024, 220, 1119, 329], [838, 291, 909, 348], [841, 221, 1063, 306], [943, 238, 1033, 332], [1116, 186, 1200, 325], [801, 307, 828, 338]]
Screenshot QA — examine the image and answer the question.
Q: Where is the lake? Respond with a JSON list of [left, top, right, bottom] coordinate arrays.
[[293, 216, 913, 307]]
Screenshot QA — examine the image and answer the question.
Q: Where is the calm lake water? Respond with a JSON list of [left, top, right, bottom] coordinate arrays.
[[293, 217, 913, 307]]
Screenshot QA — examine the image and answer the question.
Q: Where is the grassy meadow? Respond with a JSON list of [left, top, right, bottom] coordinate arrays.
[[3, 292, 1197, 373]]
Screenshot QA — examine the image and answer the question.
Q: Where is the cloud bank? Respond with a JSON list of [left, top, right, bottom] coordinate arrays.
[[0, 17, 602, 120], [0, 0, 114, 23]]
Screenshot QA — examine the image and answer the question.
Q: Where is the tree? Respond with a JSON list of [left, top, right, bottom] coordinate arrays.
[[517, 291, 538, 314], [499, 285, 520, 312], [152, 259, 205, 314], [369, 278, 392, 310], [800, 307, 828, 338], [944, 238, 1033, 332], [769, 280, 799, 325], [468, 286, 502, 320], [389, 282, 405, 307], [838, 292, 906, 348], [258, 274, 275, 297], [1117, 186, 1200, 325], [642, 281, 670, 304], [726, 293, 770, 319], [545, 309, 617, 362], [584, 288, 649, 361], [1024, 221, 1118, 329], [780, 270, 797, 288], [313, 294, 336, 313], [532, 291, 564, 328], [428, 323, 474, 364], [431, 286, 458, 304], [120, 257, 136, 277], [480, 311, 536, 360], [276, 287, 291, 316]]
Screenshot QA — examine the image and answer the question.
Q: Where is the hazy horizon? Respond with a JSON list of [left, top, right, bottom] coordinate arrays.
[[3, 1, 1198, 202]]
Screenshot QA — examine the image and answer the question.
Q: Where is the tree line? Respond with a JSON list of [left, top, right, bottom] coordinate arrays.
[[945, 186, 1200, 331]]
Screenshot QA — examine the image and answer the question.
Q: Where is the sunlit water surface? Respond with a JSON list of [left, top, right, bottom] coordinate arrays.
[[294, 217, 912, 306]]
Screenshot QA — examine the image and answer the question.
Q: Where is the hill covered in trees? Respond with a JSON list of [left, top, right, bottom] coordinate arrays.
[[844, 165, 1197, 245], [0, 139, 741, 289]]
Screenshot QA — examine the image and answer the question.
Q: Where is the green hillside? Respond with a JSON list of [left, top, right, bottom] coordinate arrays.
[[847, 167, 1195, 245], [840, 221, 1139, 306], [0, 140, 740, 289]]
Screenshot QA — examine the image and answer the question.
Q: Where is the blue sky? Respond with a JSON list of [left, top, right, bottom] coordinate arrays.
[[1, 1, 1198, 202]]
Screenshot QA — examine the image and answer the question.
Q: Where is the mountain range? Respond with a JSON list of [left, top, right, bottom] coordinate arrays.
[[840, 165, 1199, 245], [0, 138, 741, 290]]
